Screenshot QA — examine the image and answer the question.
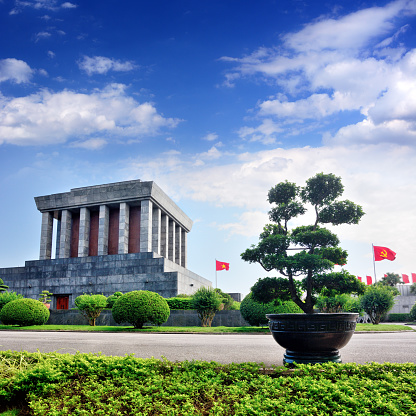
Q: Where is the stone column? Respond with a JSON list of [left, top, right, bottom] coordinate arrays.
[[98, 205, 109, 256], [78, 207, 90, 257], [160, 213, 169, 258], [168, 219, 175, 262], [175, 224, 182, 265], [55, 217, 61, 259], [59, 209, 72, 258], [152, 206, 161, 254], [39, 211, 53, 260], [181, 228, 187, 268], [118, 202, 130, 254], [140, 199, 153, 253]]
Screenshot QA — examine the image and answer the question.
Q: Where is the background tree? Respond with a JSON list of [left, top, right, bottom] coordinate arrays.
[[379, 273, 401, 287], [191, 287, 222, 327], [74, 294, 108, 326], [409, 283, 416, 295], [0, 278, 8, 292], [360, 285, 395, 324], [241, 173, 366, 314]]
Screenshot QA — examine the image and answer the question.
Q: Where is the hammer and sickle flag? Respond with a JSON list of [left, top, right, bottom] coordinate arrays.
[[216, 260, 230, 271], [373, 246, 396, 261]]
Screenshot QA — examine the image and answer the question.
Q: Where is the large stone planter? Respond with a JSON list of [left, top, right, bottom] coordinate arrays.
[[266, 313, 358, 364]]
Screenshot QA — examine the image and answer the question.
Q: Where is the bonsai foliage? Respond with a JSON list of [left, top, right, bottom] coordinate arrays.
[[0, 298, 50, 326], [360, 285, 395, 324], [0, 278, 8, 292], [74, 294, 108, 326], [241, 173, 366, 314], [39, 290, 53, 304], [191, 287, 222, 327], [379, 273, 401, 287], [112, 290, 170, 329]]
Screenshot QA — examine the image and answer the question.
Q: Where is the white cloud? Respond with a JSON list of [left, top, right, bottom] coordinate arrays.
[[221, 0, 416, 147], [0, 58, 34, 83], [78, 56, 137, 76], [34, 31, 52, 42], [202, 133, 218, 141], [70, 138, 107, 150], [0, 83, 181, 146], [61, 2, 77, 8]]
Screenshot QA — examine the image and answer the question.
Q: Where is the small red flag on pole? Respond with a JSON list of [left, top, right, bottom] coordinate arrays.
[[366, 276, 372, 285], [357, 276, 362, 282], [402, 274, 410, 284], [412, 273, 416, 283], [216, 260, 229, 271]]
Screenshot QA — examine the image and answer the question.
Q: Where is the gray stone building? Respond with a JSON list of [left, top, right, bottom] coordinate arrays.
[[0, 180, 211, 308]]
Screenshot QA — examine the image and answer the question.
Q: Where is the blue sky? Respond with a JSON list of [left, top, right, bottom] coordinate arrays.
[[1, 0, 416, 297]]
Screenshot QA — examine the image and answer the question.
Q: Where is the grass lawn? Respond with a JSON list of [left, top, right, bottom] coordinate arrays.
[[0, 323, 413, 332]]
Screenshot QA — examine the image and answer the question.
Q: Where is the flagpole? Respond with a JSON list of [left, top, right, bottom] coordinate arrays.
[[372, 244, 377, 283], [215, 259, 217, 288]]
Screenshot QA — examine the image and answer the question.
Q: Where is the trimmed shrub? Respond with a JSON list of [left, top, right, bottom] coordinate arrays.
[[112, 291, 170, 329], [0, 291, 23, 313], [360, 285, 395, 325], [166, 297, 193, 310], [316, 294, 364, 314], [386, 313, 411, 322], [191, 287, 222, 327], [106, 292, 123, 309], [214, 288, 235, 310], [75, 294, 108, 326], [240, 292, 302, 326], [410, 303, 416, 322], [0, 298, 49, 326]]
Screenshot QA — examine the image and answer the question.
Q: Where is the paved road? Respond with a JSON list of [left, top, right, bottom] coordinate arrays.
[[1, 331, 415, 366]]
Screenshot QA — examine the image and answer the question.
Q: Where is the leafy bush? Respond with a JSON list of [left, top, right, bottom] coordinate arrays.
[[214, 288, 235, 310], [106, 292, 123, 309], [112, 290, 170, 329], [1, 351, 416, 415], [191, 287, 222, 327], [386, 313, 411, 322], [410, 303, 416, 322], [166, 297, 193, 310], [410, 283, 416, 295], [360, 285, 395, 324], [0, 291, 23, 313], [74, 294, 108, 326], [316, 294, 364, 314], [0, 278, 8, 292], [240, 292, 302, 326], [0, 298, 49, 326]]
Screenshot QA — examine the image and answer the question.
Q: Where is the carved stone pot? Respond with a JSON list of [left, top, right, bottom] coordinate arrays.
[[266, 313, 358, 365]]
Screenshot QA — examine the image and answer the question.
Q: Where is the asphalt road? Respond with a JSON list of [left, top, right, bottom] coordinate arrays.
[[1, 330, 415, 366]]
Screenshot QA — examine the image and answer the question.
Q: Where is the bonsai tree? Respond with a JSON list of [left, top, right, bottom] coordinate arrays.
[[74, 294, 108, 326], [191, 287, 222, 327], [241, 173, 366, 314], [39, 290, 53, 304], [360, 285, 395, 324], [0, 278, 8, 292]]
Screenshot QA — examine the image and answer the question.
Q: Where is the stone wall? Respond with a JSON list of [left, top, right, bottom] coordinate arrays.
[[48, 309, 251, 327]]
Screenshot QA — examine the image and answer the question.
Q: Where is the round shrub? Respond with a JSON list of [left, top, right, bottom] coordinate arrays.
[[106, 292, 123, 309], [409, 303, 416, 322], [240, 293, 302, 326], [0, 291, 23, 313], [112, 290, 170, 329], [0, 298, 50, 326]]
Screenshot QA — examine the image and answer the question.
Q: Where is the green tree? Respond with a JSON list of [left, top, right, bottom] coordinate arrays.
[[214, 288, 234, 310], [360, 285, 395, 325], [241, 173, 365, 314], [409, 303, 416, 322], [191, 287, 222, 327], [74, 294, 108, 326], [410, 283, 416, 295], [106, 292, 123, 309], [379, 273, 401, 287]]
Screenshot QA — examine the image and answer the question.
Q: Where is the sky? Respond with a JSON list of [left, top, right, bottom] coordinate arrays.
[[1, 0, 416, 298]]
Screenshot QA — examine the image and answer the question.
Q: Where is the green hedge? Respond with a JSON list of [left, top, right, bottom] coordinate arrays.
[[1, 351, 416, 415], [0, 298, 50, 326], [386, 313, 411, 322], [166, 297, 193, 310]]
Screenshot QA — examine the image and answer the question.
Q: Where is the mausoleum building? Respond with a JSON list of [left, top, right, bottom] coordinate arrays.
[[0, 180, 211, 308]]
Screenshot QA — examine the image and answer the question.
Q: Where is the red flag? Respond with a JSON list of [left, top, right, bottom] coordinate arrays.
[[216, 260, 229, 271], [412, 273, 416, 283], [402, 274, 410, 284], [357, 276, 362, 282], [373, 246, 396, 261], [366, 276, 372, 285]]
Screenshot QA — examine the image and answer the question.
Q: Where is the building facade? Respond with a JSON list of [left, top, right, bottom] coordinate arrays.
[[1, 180, 211, 308]]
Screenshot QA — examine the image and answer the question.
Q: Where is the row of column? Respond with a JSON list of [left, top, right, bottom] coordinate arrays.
[[39, 199, 187, 267]]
